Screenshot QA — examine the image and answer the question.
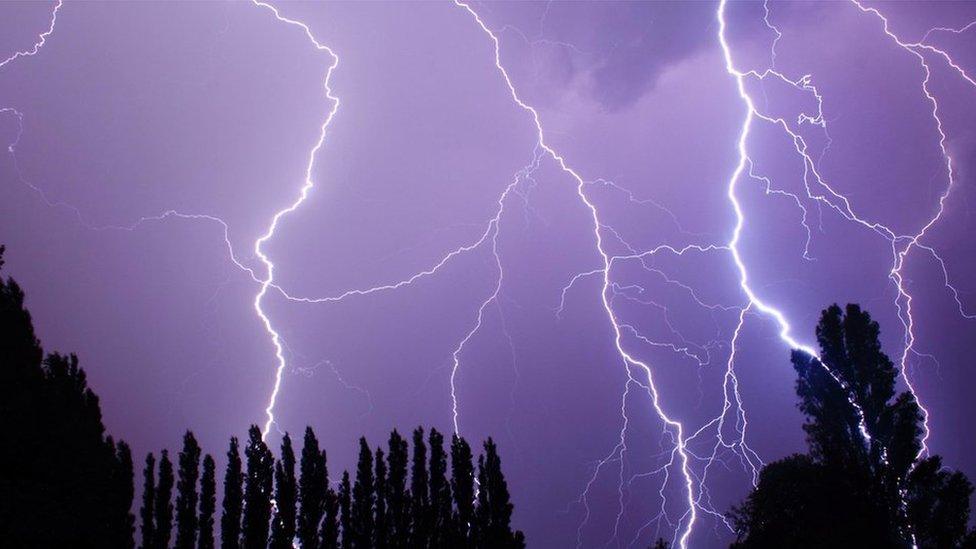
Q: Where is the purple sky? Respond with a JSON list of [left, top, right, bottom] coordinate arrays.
[[2, 1, 976, 547]]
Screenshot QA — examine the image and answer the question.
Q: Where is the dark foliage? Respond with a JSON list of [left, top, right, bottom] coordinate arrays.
[[221, 437, 244, 549], [199, 454, 217, 549], [351, 438, 376, 547], [270, 433, 298, 549], [339, 471, 352, 549], [242, 426, 274, 549], [155, 450, 176, 549], [409, 428, 429, 547], [428, 429, 453, 547], [141, 453, 157, 548], [450, 434, 475, 544], [731, 304, 975, 548], [0, 246, 135, 547], [386, 430, 410, 547], [374, 447, 389, 549], [298, 428, 326, 549], [475, 439, 523, 548], [176, 431, 203, 549], [110, 438, 137, 548], [319, 452, 340, 549], [907, 456, 975, 548], [1, 247, 525, 548]]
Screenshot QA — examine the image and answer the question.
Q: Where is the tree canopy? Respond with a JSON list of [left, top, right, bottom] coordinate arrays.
[[731, 304, 975, 548], [0, 245, 135, 546]]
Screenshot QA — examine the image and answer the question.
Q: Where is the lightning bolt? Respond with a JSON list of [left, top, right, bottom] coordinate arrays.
[[848, 0, 976, 457], [0, 1, 62, 71], [1, 2, 65, 208], [720, 1, 975, 545], [450, 149, 544, 434], [0, 0, 339, 439], [246, 1, 340, 438], [453, 3, 700, 547], [0, 13, 750, 536]]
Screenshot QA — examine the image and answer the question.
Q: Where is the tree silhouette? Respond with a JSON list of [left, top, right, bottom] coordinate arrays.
[[270, 433, 297, 549], [298, 427, 326, 549], [428, 428, 453, 547], [242, 426, 274, 549], [109, 439, 137, 549], [0, 248, 135, 546], [731, 304, 975, 548], [338, 471, 352, 549], [409, 427, 429, 547], [386, 430, 410, 547], [199, 454, 217, 549], [220, 437, 244, 549], [374, 447, 389, 549], [141, 453, 157, 548], [3, 246, 531, 549], [450, 434, 475, 545], [474, 438, 523, 548], [176, 431, 202, 549], [155, 450, 175, 549], [318, 453, 340, 549], [351, 437, 376, 547], [907, 455, 974, 548]]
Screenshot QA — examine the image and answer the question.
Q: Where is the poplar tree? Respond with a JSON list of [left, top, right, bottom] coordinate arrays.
[[110, 440, 136, 549], [450, 435, 475, 544], [374, 447, 389, 549], [270, 433, 298, 549], [198, 454, 217, 549], [220, 437, 244, 549], [241, 426, 274, 549], [298, 427, 326, 549], [351, 438, 376, 547], [141, 453, 157, 549], [386, 430, 410, 548], [338, 471, 352, 549], [176, 431, 202, 549], [155, 450, 175, 549], [474, 439, 522, 548], [428, 429, 452, 547], [319, 455, 341, 549], [409, 428, 429, 547]]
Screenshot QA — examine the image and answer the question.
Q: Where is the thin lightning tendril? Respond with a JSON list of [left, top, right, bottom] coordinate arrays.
[[0, 1, 62, 71], [848, 0, 976, 457]]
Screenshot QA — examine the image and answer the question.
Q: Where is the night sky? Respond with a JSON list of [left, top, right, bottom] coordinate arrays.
[[2, 1, 975, 547]]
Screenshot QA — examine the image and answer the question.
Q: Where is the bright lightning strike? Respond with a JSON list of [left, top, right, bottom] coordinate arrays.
[[719, 2, 975, 545], [0, 0, 340, 440], [453, 3, 699, 547], [248, 0, 340, 438]]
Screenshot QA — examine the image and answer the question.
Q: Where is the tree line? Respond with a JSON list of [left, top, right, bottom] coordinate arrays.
[[0, 245, 523, 548], [139, 425, 523, 549], [7, 248, 976, 548]]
